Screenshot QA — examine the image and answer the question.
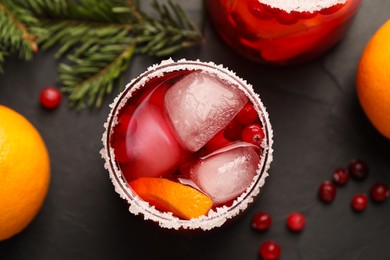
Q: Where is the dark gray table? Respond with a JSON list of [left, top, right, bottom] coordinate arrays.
[[1, 1, 389, 259]]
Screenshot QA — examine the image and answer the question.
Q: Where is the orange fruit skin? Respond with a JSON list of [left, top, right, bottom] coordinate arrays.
[[357, 20, 390, 139], [130, 178, 213, 220], [0, 105, 50, 240]]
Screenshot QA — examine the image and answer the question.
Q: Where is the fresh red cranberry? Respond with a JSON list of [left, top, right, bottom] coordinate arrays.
[[348, 159, 369, 180], [276, 11, 299, 25], [224, 119, 244, 141], [203, 130, 232, 154], [39, 86, 62, 109], [247, 0, 274, 20], [236, 103, 258, 125], [287, 212, 305, 232], [252, 212, 272, 232], [259, 241, 281, 260], [319, 3, 345, 15], [332, 168, 350, 186], [351, 194, 368, 212], [318, 181, 337, 203], [370, 183, 389, 203], [241, 124, 264, 146]]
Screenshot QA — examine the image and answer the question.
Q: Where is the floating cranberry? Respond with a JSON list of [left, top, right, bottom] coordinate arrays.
[[319, 3, 345, 15], [236, 103, 258, 125], [318, 181, 337, 203], [252, 212, 272, 232], [276, 11, 299, 25], [348, 159, 369, 180], [224, 119, 244, 141], [248, 0, 274, 20], [332, 167, 350, 186], [241, 124, 264, 146], [259, 241, 281, 260], [351, 194, 368, 212], [370, 183, 389, 203], [287, 212, 305, 232], [39, 86, 62, 109]]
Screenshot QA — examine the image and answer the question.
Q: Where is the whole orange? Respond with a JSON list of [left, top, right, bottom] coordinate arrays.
[[356, 20, 390, 139], [0, 105, 50, 240]]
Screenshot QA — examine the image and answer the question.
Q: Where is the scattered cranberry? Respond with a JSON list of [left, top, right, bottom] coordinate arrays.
[[276, 11, 299, 25], [370, 183, 389, 203], [287, 212, 305, 232], [348, 159, 369, 180], [351, 194, 368, 212], [318, 181, 337, 203], [332, 168, 350, 186], [259, 241, 281, 260], [241, 124, 265, 146], [236, 103, 258, 125], [252, 212, 272, 232], [319, 3, 345, 15], [39, 86, 62, 109]]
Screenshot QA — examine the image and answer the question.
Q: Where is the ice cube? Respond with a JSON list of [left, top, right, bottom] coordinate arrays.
[[189, 143, 260, 205], [121, 102, 188, 180], [164, 71, 248, 152]]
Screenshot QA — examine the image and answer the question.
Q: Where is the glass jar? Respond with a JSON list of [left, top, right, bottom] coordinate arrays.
[[207, 0, 361, 64]]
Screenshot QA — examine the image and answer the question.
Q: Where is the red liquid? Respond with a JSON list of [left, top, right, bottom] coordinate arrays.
[[207, 0, 361, 64], [110, 70, 265, 218]]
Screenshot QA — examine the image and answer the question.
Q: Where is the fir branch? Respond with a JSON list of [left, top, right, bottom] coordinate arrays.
[[0, 0, 204, 110], [0, 0, 42, 63]]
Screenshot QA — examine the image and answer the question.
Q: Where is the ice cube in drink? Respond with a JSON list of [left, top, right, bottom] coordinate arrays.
[[101, 59, 273, 230]]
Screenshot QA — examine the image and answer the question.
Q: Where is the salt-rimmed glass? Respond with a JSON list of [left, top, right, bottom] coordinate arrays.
[[207, 0, 361, 64], [101, 59, 273, 230]]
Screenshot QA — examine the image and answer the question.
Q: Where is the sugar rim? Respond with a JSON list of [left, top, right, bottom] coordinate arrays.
[[258, 0, 347, 13], [100, 58, 274, 230]]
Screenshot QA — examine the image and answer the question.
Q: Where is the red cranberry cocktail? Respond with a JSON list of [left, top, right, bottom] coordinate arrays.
[[207, 0, 361, 64], [101, 59, 273, 230]]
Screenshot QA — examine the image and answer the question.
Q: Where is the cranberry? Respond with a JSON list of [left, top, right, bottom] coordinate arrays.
[[348, 159, 369, 180], [247, 0, 274, 20], [276, 11, 299, 25], [39, 86, 62, 109], [370, 183, 389, 203], [351, 194, 368, 212], [319, 3, 345, 15], [259, 241, 281, 260], [318, 181, 337, 203], [224, 119, 244, 141], [241, 124, 265, 146], [332, 168, 350, 186], [252, 212, 272, 232], [287, 212, 305, 232], [236, 103, 258, 125]]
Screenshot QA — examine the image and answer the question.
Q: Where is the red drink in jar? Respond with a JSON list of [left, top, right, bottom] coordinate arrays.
[[101, 60, 273, 230], [207, 0, 361, 64]]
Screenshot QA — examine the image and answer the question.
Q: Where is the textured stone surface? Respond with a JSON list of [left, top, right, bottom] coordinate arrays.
[[0, 1, 389, 259]]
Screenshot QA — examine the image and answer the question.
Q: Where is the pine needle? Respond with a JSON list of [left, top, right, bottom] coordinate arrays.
[[0, 0, 204, 110]]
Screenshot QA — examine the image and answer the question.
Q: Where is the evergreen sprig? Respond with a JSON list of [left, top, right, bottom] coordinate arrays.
[[0, 0, 204, 110]]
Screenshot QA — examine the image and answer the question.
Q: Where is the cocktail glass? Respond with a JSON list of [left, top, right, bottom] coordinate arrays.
[[101, 59, 273, 230], [207, 0, 361, 64]]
